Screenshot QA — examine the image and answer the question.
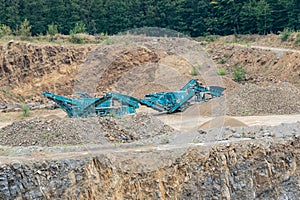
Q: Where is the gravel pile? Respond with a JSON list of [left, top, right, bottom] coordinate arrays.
[[201, 82, 300, 116], [226, 82, 300, 116], [196, 121, 300, 143], [0, 118, 107, 147], [0, 112, 174, 147], [99, 112, 174, 143]]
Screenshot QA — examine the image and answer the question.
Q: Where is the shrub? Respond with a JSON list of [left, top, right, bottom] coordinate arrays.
[[15, 19, 32, 40], [68, 35, 86, 44], [69, 22, 86, 35], [232, 66, 246, 82], [217, 68, 226, 76], [47, 23, 58, 38], [295, 32, 300, 45], [280, 28, 292, 42], [0, 24, 12, 38]]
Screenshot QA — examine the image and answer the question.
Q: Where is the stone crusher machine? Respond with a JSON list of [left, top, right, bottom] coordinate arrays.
[[42, 91, 140, 118], [42, 79, 225, 118]]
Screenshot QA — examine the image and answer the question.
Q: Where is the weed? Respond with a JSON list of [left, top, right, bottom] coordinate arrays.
[[280, 28, 292, 42], [44, 134, 49, 140], [232, 65, 246, 82], [55, 133, 60, 137], [217, 68, 226, 76], [160, 138, 169, 144], [18, 96, 25, 103], [190, 66, 198, 76], [21, 105, 30, 117], [241, 109, 249, 116], [220, 59, 226, 64]]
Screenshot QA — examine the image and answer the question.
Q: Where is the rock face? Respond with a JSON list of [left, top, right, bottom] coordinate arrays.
[[0, 139, 299, 199], [0, 41, 92, 103]]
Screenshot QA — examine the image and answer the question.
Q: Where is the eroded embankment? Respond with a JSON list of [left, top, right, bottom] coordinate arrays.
[[0, 138, 299, 199]]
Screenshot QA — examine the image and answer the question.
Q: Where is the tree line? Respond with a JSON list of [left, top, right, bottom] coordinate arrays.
[[0, 0, 299, 37]]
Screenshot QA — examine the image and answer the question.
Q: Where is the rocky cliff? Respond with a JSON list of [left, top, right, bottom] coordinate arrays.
[[0, 138, 299, 199], [0, 41, 92, 103]]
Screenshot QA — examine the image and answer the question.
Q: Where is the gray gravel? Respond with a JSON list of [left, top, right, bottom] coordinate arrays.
[[0, 112, 174, 147], [207, 82, 300, 116]]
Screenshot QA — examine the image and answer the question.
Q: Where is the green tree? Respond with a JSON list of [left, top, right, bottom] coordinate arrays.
[[69, 22, 87, 34], [90, 0, 107, 34], [21, 0, 47, 35], [255, 0, 272, 34], [267, 0, 289, 33], [0, 0, 21, 30], [16, 19, 32, 38]]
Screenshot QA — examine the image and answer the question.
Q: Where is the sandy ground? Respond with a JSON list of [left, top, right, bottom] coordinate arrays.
[[157, 113, 300, 131]]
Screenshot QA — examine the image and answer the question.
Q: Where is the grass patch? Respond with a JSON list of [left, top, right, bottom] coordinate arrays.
[[21, 104, 30, 117], [102, 37, 116, 45], [232, 65, 246, 82], [217, 68, 226, 76]]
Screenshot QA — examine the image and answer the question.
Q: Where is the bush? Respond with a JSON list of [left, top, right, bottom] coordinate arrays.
[[47, 23, 58, 35], [295, 32, 300, 45], [47, 23, 58, 41], [15, 19, 32, 40], [232, 66, 246, 82], [217, 68, 226, 76], [0, 24, 12, 38], [280, 28, 292, 42], [68, 35, 86, 44], [69, 22, 86, 35]]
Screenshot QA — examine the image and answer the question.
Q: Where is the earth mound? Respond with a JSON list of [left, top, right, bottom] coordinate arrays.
[[199, 116, 247, 129]]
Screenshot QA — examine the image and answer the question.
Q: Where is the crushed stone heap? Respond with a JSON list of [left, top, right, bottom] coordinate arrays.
[[0, 112, 174, 147]]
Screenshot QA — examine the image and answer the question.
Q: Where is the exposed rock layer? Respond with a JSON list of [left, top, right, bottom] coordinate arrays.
[[0, 139, 299, 199]]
